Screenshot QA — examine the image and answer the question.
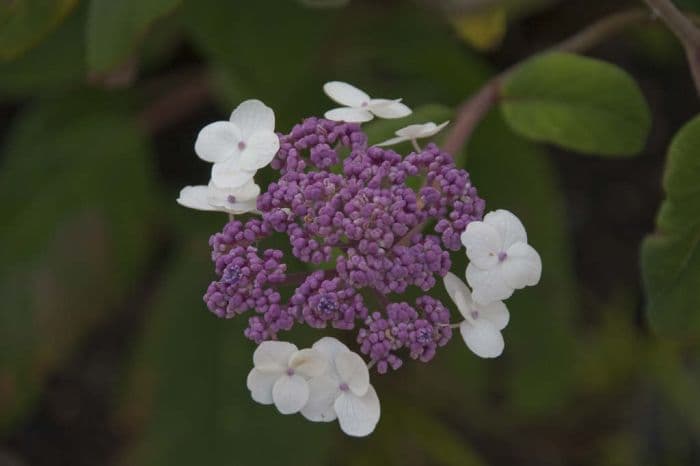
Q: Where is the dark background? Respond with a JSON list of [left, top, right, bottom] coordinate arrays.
[[1, 0, 699, 465]]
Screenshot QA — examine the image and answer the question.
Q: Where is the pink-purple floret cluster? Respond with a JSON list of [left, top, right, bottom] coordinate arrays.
[[204, 117, 485, 373]]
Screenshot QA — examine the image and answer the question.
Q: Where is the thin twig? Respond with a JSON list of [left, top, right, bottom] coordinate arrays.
[[443, 8, 656, 155], [644, 0, 700, 96]]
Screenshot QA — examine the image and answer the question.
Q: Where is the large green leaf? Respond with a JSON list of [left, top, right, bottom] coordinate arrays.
[[0, 0, 77, 60], [86, 0, 181, 73], [641, 115, 700, 338], [0, 5, 85, 96], [118, 240, 332, 466], [0, 93, 156, 429], [500, 52, 651, 156]]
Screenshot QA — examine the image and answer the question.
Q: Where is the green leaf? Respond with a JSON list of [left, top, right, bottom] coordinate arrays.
[[0, 5, 85, 96], [0, 93, 156, 429], [118, 241, 332, 466], [641, 115, 700, 338], [0, 0, 77, 60], [500, 52, 651, 156], [86, 0, 181, 73]]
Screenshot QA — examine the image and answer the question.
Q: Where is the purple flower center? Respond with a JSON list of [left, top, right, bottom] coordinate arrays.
[[416, 327, 433, 344], [497, 251, 508, 262], [286, 368, 295, 376], [470, 310, 479, 320], [223, 264, 242, 285], [317, 294, 338, 316], [227, 195, 237, 204], [339, 382, 349, 392], [238, 141, 247, 151]]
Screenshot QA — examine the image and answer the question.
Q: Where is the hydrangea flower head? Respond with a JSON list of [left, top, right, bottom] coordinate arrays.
[[181, 83, 542, 437]]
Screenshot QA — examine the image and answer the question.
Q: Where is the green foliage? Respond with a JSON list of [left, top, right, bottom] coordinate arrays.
[[642, 115, 700, 338], [118, 241, 332, 466], [0, 0, 77, 60], [86, 0, 181, 73], [0, 5, 85, 96], [0, 92, 156, 430], [501, 52, 651, 156]]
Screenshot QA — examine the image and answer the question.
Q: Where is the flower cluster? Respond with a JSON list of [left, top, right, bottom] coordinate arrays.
[[178, 82, 542, 436]]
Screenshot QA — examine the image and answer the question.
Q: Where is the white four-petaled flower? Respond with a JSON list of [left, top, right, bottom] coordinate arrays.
[[176, 178, 260, 214], [195, 99, 280, 188], [443, 272, 509, 358], [301, 337, 380, 437], [460, 209, 542, 305], [246, 341, 327, 415], [323, 81, 412, 123], [377, 121, 450, 148]]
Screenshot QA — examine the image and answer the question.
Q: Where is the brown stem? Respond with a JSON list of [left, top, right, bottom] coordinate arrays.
[[644, 0, 700, 96], [443, 8, 657, 156], [137, 71, 211, 133]]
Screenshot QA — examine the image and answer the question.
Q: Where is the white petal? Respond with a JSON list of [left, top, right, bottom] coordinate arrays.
[[420, 120, 450, 137], [272, 374, 309, 415], [395, 123, 430, 139], [375, 135, 409, 147], [253, 341, 298, 372], [334, 385, 380, 437], [483, 209, 527, 249], [477, 300, 510, 331], [238, 131, 280, 171], [460, 221, 501, 270], [225, 199, 259, 215], [335, 351, 369, 396], [289, 348, 327, 378], [501, 242, 542, 289], [194, 121, 240, 163], [466, 263, 514, 304], [323, 81, 370, 107], [211, 157, 256, 189], [459, 319, 504, 358], [231, 179, 261, 202], [367, 99, 412, 119], [176, 185, 218, 211], [229, 99, 275, 138], [300, 374, 340, 423], [443, 271, 474, 318], [324, 107, 374, 123], [246, 368, 280, 405], [312, 337, 350, 367]]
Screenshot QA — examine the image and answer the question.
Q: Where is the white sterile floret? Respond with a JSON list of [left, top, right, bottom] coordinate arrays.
[[194, 99, 280, 188], [377, 121, 449, 147], [323, 81, 412, 123], [301, 337, 381, 437], [246, 341, 327, 415], [443, 272, 510, 358], [176, 178, 260, 214], [460, 209, 542, 305]]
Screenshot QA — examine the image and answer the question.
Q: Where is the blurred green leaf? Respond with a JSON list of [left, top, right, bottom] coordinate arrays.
[[500, 52, 651, 156], [118, 240, 332, 466], [86, 0, 181, 73], [0, 92, 156, 429], [450, 6, 507, 51], [465, 113, 578, 416], [0, 5, 85, 96], [0, 0, 77, 60], [641, 115, 700, 338]]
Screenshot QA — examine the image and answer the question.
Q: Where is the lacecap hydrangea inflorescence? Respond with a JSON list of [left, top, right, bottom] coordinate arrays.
[[178, 81, 543, 437]]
